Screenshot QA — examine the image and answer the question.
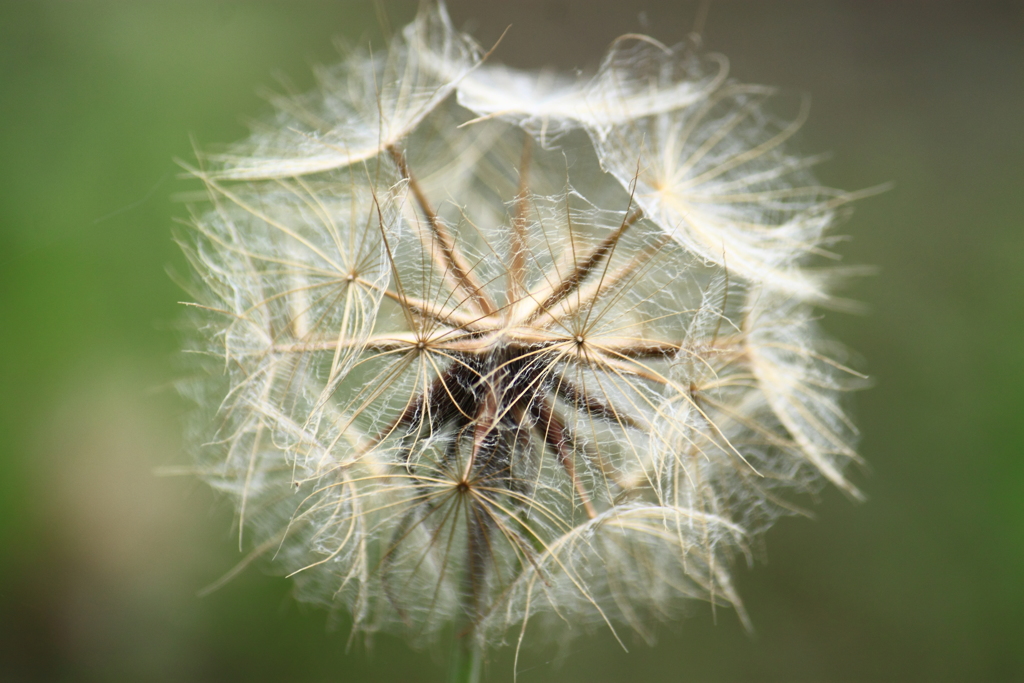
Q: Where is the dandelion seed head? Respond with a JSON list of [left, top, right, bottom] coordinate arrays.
[[178, 2, 867, 664]]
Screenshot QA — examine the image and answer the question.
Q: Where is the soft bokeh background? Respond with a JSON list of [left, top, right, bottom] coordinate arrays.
[[1, 1, 1021, 681]]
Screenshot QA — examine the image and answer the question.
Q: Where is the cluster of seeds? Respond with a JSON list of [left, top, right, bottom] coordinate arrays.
[[179, 4, 866, 662]]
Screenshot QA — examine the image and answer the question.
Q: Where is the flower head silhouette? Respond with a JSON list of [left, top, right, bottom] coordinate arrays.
[[177, 4, 867, 678]]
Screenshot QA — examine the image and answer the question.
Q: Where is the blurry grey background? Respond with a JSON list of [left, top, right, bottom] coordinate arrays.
[[1, 1, 1021, 681]]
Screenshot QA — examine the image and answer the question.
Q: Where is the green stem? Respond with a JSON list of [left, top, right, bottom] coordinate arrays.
[[448, 633, 482, 683]]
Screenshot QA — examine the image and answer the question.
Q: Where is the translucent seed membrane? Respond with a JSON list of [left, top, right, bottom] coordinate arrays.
[[178, 3, 866, 663]]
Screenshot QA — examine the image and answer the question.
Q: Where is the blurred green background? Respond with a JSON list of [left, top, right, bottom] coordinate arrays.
[[1, 1, 1021, 681]]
